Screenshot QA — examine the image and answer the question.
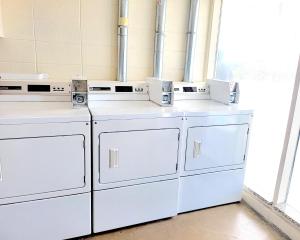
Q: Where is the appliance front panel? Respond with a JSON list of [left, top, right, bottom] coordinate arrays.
[[99, 129, 179, 183], [178, 169, 244, 213], [93, 179, 178, 233], [185, 124, 248, 171], [0, 193, 91, 240], [0, 135, 85, 199]]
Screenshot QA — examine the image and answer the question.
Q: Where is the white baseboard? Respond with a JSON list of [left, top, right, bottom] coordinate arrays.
[[242, 189, 300, 240]]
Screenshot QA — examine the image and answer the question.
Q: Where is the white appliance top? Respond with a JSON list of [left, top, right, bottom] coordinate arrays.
[[88, 80, 182, 120], [172, 82, 252, 116], [0, 80, 90, 124], [174, 100, 253, 117], [0, 102, 90, 124], [89, 101, 183, 120], [89, 99, 252, 120], [88, 80, 252, 120]]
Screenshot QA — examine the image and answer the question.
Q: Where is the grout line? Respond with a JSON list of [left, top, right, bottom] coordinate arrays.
[[31, 0, 38, 73], [33, 39, 82, 45], [0, 61, 37, 64]]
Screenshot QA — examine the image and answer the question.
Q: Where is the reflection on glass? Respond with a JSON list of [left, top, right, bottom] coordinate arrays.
[[287, 133, 300, 212], [215, 0, 300, 201]]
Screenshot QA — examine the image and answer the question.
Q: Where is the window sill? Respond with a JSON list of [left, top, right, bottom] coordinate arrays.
[[276, 203, 300, 229], [242, 187, 300, 240]]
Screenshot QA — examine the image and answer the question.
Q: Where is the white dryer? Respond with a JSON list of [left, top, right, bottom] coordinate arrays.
[[88, 81, 183, 233], [173, 82, 253, 213], [0, 80, 91, 240]]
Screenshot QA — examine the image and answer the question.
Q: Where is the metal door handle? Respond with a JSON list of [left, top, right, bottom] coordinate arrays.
[[0, 160, 3, 182], [109, 148, 119, 168], [193, 141, 201, 158]]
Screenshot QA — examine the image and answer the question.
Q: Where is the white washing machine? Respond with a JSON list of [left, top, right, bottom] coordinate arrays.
[[173, 82, 253, 213], [0, 80, 91, 240], [88, 81, 183, 233]]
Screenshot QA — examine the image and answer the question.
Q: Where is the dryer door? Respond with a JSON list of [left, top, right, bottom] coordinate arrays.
[[185, 124, 248, 171], [0, 135, 85, 199], [99, 129, 179, 183]]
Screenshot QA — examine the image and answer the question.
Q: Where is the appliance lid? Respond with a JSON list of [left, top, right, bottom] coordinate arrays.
[[174, 99, 253, 116], [0, 101, 90, 124], [88, 100, 183, 120]]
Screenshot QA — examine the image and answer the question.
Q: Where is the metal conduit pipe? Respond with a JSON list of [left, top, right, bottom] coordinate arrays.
[[184, 0, 200, 82], [153, 0, 167, 79], [117, 0, 129, 82]]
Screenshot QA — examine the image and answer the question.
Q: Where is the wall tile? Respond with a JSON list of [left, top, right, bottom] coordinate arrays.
[[164, 51, 186, 69], [128, 0, 156, 31], [0, 62, 35, 73], [128, 67, 153, 81], [83, 65, 116, 80], [34, 0, 81, 43], [128, 28, 155, 50], [128, 48, 153, 69], [37, 63, 82, 80], [36, 41, 81, 65], [165, 32, 186, 52], [126, 0, 156, 80], [0, 0, 211, 82], [165, 0, 189, 34], [163, 68, 184, 82], [81, 0, 118, 46], [1, 0, 34, 40], [82, 44, 114, 67], [0, 38, 35, 62], [193, 0, 212, 82]]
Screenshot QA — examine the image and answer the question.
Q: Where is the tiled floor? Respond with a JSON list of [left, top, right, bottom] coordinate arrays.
[[85, 203, 286, 240]]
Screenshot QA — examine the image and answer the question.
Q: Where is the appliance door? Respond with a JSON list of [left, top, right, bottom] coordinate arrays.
[[185, 124, 248, 171], [0, 135, 85, 199], [99, 129, 179, 184]]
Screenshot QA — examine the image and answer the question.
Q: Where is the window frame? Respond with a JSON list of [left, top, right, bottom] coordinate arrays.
[[273, 57, 300, 208]]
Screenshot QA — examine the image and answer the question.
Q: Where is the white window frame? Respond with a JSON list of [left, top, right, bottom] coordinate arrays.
[[273, 56, 300, 207]]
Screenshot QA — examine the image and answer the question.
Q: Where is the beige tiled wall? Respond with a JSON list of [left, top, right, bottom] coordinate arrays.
[[0, 0, 214, 82]]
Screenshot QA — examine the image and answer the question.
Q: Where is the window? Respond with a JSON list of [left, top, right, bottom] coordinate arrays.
[[287, 134, 300, 212], [214, 0, 300, 202]]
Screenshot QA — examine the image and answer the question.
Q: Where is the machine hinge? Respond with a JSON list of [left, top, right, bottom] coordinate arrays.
[[176, 163, 178, 170], [178, 132, 180, 140], [83, 141, 85, 149], [247, 128, 250, 135], [243, 154, 246, 161], [83, 175, 86, 183]]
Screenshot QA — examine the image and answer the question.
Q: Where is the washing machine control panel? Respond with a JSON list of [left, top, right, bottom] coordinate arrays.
[[88, 81, 148, 94], [0, 80, 71, 95], [87, 81, 149, 101], [173, 82, 210, 100]]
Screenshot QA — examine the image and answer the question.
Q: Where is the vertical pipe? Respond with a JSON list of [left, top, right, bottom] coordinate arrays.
[[153, 0, 167, 79], [118, 0, 129, 82], [184, 0, 200, 82]]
